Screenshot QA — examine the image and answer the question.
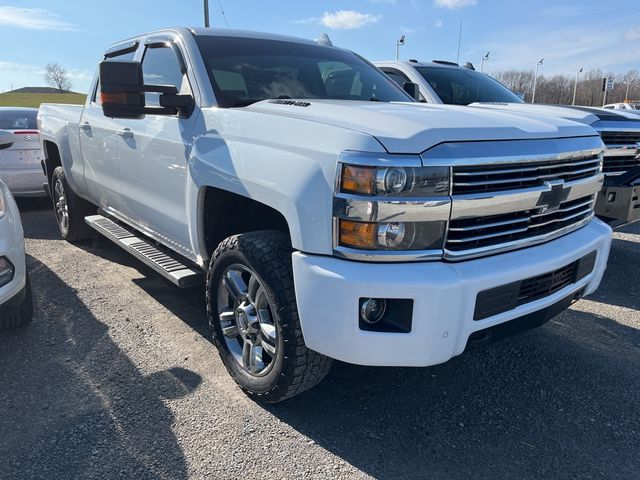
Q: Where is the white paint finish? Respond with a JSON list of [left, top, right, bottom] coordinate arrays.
[[292, 218, 612, 367], [36, 103, 88, 196], [0, 180, 26, 307], [246, 100, 596, 154], [191, 107, 384, 255]]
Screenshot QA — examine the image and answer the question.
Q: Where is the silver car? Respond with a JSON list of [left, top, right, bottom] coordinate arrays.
[[0, 107, 47, 197]]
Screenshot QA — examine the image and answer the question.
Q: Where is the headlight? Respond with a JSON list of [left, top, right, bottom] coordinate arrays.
[[340, 164, 449, 197], [0, 257, 15, 288], [334, 154, 451, 260], [339, 219, 445, 251]]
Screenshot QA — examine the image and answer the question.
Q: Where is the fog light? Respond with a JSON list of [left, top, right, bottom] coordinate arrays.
[[0, 257, 15, 288], [360, 298, 387, 324]]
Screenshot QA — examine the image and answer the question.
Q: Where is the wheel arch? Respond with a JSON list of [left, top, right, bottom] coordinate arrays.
[[198, 186, 292, 262]]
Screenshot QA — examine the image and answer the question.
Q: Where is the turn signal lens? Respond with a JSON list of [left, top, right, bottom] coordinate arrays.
[[339, 219, 377, 249], [340, 164, 449, 197], [341, 165, 375, 195]]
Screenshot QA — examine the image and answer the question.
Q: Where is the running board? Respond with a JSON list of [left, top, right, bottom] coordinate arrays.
[[85, 215, 203, 288]]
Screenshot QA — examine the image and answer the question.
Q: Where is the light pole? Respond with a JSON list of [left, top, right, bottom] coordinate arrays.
[[480, 52, 490, 73], [532, 58, 543, 103], [204, 0, 210, 27], [396, 35, 405, 60], [572, 67, 583, 105]]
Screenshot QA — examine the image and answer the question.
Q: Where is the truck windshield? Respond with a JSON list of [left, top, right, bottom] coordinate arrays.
[[195, 36, 412, 108], [415, 67, 523, 105]]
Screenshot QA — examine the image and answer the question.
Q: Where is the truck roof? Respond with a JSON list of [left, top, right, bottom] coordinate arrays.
[[376, 60, 463, 69], [105, 27, 321, 53]]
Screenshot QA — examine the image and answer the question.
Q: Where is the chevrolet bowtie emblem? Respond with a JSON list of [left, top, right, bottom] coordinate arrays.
[[537, 180, 570, 213]]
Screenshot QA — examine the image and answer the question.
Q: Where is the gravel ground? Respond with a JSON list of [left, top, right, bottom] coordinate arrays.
[[1, 198, 638, 480]]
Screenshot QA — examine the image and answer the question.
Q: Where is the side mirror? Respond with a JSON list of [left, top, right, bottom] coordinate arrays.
[[99, 60, 193, 119], [515, 92, 526, 101], [0, 130, 15, 150], [403, 82, 420, 101]]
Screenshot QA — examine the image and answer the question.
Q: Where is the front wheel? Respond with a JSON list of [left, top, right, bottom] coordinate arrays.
[[206, 231, 332, 403]]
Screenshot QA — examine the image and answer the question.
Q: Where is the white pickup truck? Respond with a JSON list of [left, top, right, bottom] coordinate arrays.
[[375, 60, 640, 225], [39, 28, 612, 402]]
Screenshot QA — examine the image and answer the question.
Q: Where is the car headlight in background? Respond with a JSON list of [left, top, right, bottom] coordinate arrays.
[[0, 257, 15, 288], [334, 154, 452, 260]]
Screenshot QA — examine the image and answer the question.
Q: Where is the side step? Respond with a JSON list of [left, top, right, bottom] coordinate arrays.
[[85, 215, 203, 288]]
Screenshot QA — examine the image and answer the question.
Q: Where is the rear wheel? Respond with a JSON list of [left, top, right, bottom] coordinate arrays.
[[206, 231, 332, 403], [52, 167, 95, 242]]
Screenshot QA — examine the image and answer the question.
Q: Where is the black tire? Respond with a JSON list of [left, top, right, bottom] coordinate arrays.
[[0, 276, 33, 330], [51, 166, 96, 242], [206, 231, 332, 403]]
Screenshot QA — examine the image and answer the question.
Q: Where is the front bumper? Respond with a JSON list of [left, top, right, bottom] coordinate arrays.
[[595, 166, 640, 225], [0, 185, 27, 307], [0, 167, 48, 197], [292, 218, 612, 367]]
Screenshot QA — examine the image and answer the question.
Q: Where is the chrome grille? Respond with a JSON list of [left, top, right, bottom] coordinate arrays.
[[602, 152, 640, 174], [446, 195, 595, 252], [452, 154, 601, 195], [600, 131, 640, 147]]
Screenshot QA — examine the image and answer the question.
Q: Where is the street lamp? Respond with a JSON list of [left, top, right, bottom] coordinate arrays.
[[396, 35, 405, 60], [532, 58, 543, 104], [480, 52, 490, 73], [572, 67, 583, 106], [625, 79, 635, 101], [204, 0, 210, 27]]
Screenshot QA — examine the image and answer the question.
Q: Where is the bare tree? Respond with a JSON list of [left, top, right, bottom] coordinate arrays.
[[44, 63, 72, 92]]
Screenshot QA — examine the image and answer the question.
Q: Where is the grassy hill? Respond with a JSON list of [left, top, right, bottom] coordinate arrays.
[[0, 92, 86, 109]]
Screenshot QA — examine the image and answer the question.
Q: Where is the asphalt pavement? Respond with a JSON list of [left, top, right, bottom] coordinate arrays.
[[0, 197, 638, 479]]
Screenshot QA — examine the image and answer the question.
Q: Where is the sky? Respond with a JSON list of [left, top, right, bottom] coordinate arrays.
[[1, 0, 639, 93]]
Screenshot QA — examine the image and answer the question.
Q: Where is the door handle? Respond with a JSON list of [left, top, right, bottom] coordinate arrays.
[[80, 121, 91, 131], [117, 128, 133, 138]]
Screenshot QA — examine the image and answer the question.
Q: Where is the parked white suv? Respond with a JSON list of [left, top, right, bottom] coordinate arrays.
[[0, 130, 33, 330], [604, 102, 640, 113]]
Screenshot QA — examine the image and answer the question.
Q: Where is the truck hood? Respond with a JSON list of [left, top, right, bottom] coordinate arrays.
[[246, 100, 596, 154], [469, 102, 640, 128]]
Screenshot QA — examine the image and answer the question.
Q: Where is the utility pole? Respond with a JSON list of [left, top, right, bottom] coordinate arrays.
[[532, 58, 543, 103], [625, 79, 634, 101], [572, 67, 583, 105], [456, 19, 463, 64], [396, 35, 405, 60], [204, 0, 210, 27], [480, 52, 490, 73]]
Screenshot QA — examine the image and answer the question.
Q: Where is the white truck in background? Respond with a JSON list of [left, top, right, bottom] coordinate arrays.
[[38, 28, 611, 402], [375, 60, 640, 226]]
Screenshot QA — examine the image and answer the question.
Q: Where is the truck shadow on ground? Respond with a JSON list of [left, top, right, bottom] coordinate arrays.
[[16, 205, 640, 478], [0, 256, 201, 480], [266, 310, 640, 479]]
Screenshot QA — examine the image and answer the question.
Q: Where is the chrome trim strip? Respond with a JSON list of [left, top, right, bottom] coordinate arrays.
[[450, 174, 603, 220], [334, 245, 443, 262], [443, 214, 594, 261], [333, 193, 451, 222], [452, 157, 601, 176]]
